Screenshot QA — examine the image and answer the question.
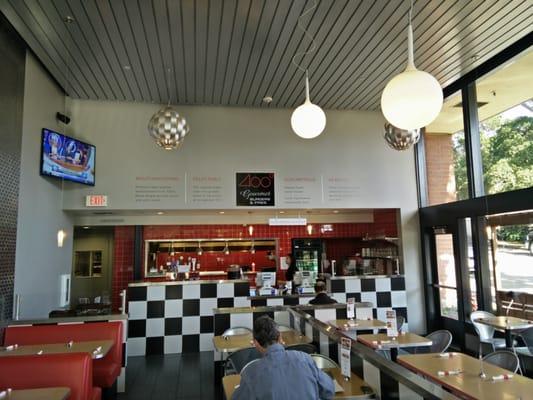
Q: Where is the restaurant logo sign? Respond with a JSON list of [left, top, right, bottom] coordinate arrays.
[[236, 172, 275, 206]]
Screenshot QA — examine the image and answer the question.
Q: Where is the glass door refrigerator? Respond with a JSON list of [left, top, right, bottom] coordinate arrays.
[[292, 238, 322, 291]]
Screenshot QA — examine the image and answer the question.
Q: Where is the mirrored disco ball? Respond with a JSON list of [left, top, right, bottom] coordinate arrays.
[[148, 106, 190, 150], [383, 123, 420, 151]]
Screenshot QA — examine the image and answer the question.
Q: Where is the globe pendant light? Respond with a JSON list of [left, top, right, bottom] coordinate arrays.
[[148, 106, 189, 150], [381, 0, 443, 130], [148, 68, 190, 150], [383, 123, 420, 151], [291, 71, 326, 139], [290, 0, 325, 139]]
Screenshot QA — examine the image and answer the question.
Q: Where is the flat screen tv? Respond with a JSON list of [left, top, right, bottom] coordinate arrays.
[[40, 128, 95, 186]]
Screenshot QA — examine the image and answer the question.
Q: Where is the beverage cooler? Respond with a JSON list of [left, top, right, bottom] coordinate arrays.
[[292, 238, 323, 285]]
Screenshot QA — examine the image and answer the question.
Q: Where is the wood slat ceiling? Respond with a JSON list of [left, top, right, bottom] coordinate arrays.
[[1, 0, 531, 110]]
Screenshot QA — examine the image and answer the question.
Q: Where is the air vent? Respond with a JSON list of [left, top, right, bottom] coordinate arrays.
[[453, 101, 488, 108], [92, 211, 114, 215]]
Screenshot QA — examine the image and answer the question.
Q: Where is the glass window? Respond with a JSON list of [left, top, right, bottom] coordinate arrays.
[[425, 92, 468, 205], [434, 232, 459, 320], [486, 210, 533, 318], [476, 50, 533, 195]]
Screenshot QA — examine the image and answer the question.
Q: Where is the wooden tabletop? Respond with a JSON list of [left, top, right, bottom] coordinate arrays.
[[328, 319, 387, 331], [222, 367, 374, 399], [397, 352, 533, 400], [0, 340, 113, 360], [474, 316, 533, 331], [1, 387, 70, 400], [357, 332, 432, 349], [213, 330, 312, 353]]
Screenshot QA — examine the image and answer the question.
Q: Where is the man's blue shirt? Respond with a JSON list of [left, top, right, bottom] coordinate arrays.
[[233, 343, 335, 400]]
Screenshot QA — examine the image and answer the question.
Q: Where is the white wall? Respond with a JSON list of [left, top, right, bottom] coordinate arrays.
[[14, 52, 74, 319], [62, 99, 425, 332]]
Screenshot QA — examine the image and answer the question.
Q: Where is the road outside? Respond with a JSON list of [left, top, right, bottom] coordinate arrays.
[[495, 245, 533, 294]]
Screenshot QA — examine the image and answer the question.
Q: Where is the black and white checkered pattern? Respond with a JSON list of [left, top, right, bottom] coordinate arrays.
[[127, 281, 250, 356], [7, 315, 128, 393], [327, 276, 409, 331]]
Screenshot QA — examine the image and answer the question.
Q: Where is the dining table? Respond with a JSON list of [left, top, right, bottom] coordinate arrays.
[[397, 352, 533, 400], [328, 319, 387, 331], [213, 329, 312, 353], [357, 332, 432, 361], [474, 315, 532, 348], [0, 387, 70, 400], [0, 340, 113, 360], [222, 367, 375, 399]]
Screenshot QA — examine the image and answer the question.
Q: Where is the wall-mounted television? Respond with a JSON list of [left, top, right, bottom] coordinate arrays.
[[40, 128, 95, 186]]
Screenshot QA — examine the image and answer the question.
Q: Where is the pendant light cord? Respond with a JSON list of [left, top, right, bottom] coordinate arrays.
[[167, 68, 172, 106], [291, 0, 319, 74]]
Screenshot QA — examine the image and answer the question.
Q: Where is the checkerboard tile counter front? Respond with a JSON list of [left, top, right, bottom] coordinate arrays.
[[127, 280, 251, 356], [327, 275, 408, 331]]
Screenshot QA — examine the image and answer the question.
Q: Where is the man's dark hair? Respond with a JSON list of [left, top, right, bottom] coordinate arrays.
[[314, 280, 327, 293], [253, 315, 280, 348]]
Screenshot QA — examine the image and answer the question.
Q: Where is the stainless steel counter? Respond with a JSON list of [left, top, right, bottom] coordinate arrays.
[[128, 279, 249, 287]]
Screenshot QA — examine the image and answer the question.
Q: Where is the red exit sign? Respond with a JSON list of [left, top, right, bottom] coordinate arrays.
[[85, 195, 108, 207]]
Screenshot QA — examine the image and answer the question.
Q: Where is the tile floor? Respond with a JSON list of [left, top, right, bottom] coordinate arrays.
[[118, 352, 221, 400]]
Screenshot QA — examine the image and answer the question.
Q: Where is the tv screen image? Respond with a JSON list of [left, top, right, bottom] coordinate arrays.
[[40, 128, 95, 186]]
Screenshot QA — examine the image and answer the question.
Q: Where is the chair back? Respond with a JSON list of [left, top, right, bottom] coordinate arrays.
[[222, 327, 252, 338], [470, 310, 496, 341], [483, 350, 520, 373], [310, 354, 339, 369], [426, 329, 453, 353], [519, 326, 533, 350], [396, 316, 405, 331], [286, 343, 317, 354], [241, 358, 261, 374], [226, 347, 262, 374]]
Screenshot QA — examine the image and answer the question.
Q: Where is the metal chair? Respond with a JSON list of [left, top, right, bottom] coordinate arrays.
[[222, 326, 252, 339], [515, 327, 533, 377], [426, 330, 453, 353], [286, 343, 317, 354], [311, 354, 339, 369], [225, 347, 262, 375], [470, 310, 507, 354], [483, 350, 520, 373], [240, 358, 261, 375]]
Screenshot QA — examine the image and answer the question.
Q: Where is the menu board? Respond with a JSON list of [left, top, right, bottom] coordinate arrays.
[[236, 172, 275, 206]]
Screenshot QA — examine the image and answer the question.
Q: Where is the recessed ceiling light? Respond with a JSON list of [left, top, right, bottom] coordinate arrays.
[[219, 211, 225, 214], [83, 226, 90, 229], [279, 211, 285, 214], [157, 212, 164, 215], [64, 16, 75, 24], [123, 65, 131, 70], [262, 96, 273, 104], [333, 210, 339, 214]]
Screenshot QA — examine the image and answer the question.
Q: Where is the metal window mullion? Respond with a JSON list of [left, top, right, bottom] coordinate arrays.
[[415, 128, 429, 208], [461, 83, 485, 198]]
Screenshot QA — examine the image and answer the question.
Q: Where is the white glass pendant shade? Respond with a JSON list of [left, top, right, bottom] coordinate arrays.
[[381, 23, 442, 130], [291, 75, 326, 139]]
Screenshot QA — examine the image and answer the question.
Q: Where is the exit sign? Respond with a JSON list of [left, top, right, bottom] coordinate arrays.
[[85, 195, 108, 207]]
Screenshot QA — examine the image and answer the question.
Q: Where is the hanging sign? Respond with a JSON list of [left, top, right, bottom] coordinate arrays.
[[347, 297, 355, 320], [386, 309, 398, 337], [340, 337, 352, 380], [236, 172, 275, 206]]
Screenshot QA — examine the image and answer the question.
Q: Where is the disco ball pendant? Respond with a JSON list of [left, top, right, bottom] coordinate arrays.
[[383, 123, 420, 151], [148, 106, 190, 150]]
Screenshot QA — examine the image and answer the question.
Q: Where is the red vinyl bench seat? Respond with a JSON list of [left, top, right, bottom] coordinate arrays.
[[3, 321, 122, 389], [0, 352, 101, 400]]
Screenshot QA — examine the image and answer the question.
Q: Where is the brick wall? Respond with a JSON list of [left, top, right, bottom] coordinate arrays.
[[424, 133, 457, 205]]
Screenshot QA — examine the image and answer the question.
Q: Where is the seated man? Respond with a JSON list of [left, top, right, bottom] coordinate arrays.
[[309, 281, 338, 305], [233, 315, 334, 400]]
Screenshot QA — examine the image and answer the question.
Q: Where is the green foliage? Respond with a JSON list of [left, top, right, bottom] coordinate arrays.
[[496, 225, 530, 242], [452, 115, 533, 199]]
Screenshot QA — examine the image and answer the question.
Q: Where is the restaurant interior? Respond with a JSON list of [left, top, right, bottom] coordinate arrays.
[[0, 1, 532, 399]]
